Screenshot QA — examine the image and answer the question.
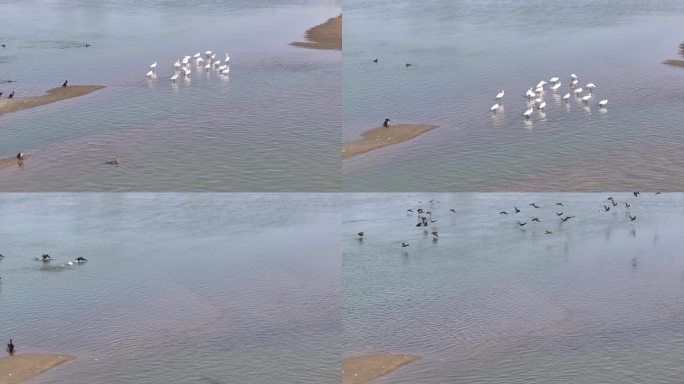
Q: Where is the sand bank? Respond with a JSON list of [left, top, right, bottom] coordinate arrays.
[[0, 85, 105, 116], [342, 352, 422, 384], [663, 42, 684, 68], [291, 15, 342, 51], [0, 155, 30, 171], [0, 353, 75, 384], [342, 124, 439, 159]]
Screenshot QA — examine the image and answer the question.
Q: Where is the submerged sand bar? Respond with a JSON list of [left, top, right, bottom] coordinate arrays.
[[0, 155, 31, 171], [0, 85, 105, 116], [663, 42, 684, 68], [291, 15, 342, 51], [0, 353, 75, 384], [342, 124, 439, 159], [342, 352, 422, 384]]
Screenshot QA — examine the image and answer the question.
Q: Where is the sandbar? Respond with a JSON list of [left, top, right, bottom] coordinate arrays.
[[0, 155, 30, 171], [663, 42, 684, 68], [0, 85, 105, 116], [342, 124, 439, 159], [342, 352, 422, 384], [0, 353, 76, 384], [291, 15, 342, 51]]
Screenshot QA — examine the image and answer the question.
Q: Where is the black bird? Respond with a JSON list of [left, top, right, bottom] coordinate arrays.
[[449, 209, 456, 213], [401, 242, 410, 247], [517, 221, 527, 226], [607, 196, 614, 202], [16, 152, 25, 160], [556, 212, 564, 216], [632, 257, 638, 267], [405, 63, 412, 67], [611, 200, 618, 207], [655, 192, 662, 195], [373, 59, 378, 63], [417, 208, 424, 214], [357, 232, 364, 239], [426, 211, 432, 216], [0, 92, 2, 98], [430, 219, 437, 223], [633, 192, 640, 197], [383, 118, 390, 128], [75, 256, 87, 262], [556, 202, 564, 206], [8, 91, 14, 99], [529, 203, 539, 208], [105, 157, 120, 166], [407, 209, 414, 213], [85, 43, 91, 47], [62, 80, 68, 87], [415, 222, 423, 227], [514, 206, 520, 213], [545, 230, 553, 235], [8, 339, 14, 354], [532, 218, 540, 222], [499, 211, 508, 215], [603, 205, 610, 212], [628, 214, 637, 221], [40, 254, 51, 261], [431, 231, 439, 238], [1, 44, 5, 48], [625, 202, 630, 208]]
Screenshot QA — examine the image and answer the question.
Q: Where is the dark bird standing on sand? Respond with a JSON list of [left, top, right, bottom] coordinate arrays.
[[16, 152, 25, 160], [383, 118, 390, 128], [8, 339, 14, 354], [62, 80, 68, 87], [8, 91, 14, 99]]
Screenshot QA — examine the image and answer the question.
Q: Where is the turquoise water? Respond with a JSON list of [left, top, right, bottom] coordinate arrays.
[[343, 1, 684, 191], [344, 193, 684, 383], [0, 193, 340, 383], [0, 0, 340, 191]]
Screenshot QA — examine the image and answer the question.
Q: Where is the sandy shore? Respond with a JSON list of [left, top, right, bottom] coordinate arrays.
[[0, 85, 105, 116], [0, 155, 31, 171], [663, 42, 684, 68], [0, 353, 75, 384], [291, 14, 342, 51], [342, 124, 439, 159], [342, 352, 422, 384]]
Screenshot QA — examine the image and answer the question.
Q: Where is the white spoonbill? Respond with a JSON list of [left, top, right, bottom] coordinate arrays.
[[490, 103, 500, 112], [538, 101, 547, 111], [598, 99, 608, 107], [550, 76, 559, 83], [146, 70, 155, 78], [193, 52, 201, 58], [218, 65, 227, 71], [205, 50, 213, 57], [171, 73, 179, 82], [211, 53, 216, 60], [571, 79, 578, 88], [533, 97, 542, 104], [573, 87, 583, 95], [195, 57, 204, 64], [562, 93, 571, 101], [586, 83, 596, 93], [524, 108, 533, 118], [213, 60, 221, 67], [204, 63, 211, 70], [581, 94, 592, 104], [221, 67, 230, 75], [496, 90, 504, 100], [174, 60, 181, 68], [570, 73, 578, 80], [149, 61, 157, 71], [182, 57, 190, 65], [536, 80, 547, 89], [535, 87, 544, 94], [526, 88, 535, 99], [183, 67, 191, 76], [551, 82, 561, 91], [225, 53, 230, 62]]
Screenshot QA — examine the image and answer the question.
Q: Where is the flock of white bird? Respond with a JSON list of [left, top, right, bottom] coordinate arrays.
[[490, 73, 608, 119], [145, 50, 231, 82]]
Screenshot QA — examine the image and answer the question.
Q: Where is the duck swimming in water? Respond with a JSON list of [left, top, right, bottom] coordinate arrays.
[[105, 157, 119, 166], [40, 254, 52, 262], [75, 256, 88, 263]]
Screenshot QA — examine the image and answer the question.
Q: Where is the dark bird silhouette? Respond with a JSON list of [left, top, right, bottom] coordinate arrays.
[[417, 208, 424, 214], [517, 221, 527, 226], [8, 339, 14, 354], [499, 211, 508, 215], [607, 196, 614, 202], [625, 202, 630, 208], [85, 43, 91, 47], [401, 242, 410, 247], [105, 157, 120, 166], [556, 212, 564, 216], [532, 218, 540, 222], [556, 202, 564, 206], [431, 231, 439, 238], [357, 232, 364, 239], [62, 80, 68, 87], [383, 118, 390, 128], [430, 219, 437, 223], [8, 91, 14, 99], [16, 152, 25, 160], [405, 63, 412, 67], [0, 92, 2, 98], [75, 256, 87, 262], [415, 222, 423, 227], [1, 44, 6, 48], [612, 200, 618, 207], [529, 203, 539, 208], [373, 59, 378, 63], [449, 209, 456, 213], [560, 216, 575, 222], [514, 206, 520, 213], [655, 192, 662, 195], [633, 192, 640, 197], [632, 257, 638, 267], [545, 230, 553, 235], [407, 209, 413, 213], [603, 205, 610, 212], [628, 214, 637, 221]]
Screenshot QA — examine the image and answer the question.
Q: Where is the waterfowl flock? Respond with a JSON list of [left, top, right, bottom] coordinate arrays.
[[490, 73, 608, 120], [145, 50, 231, 83], [353, 193, 665, 266]]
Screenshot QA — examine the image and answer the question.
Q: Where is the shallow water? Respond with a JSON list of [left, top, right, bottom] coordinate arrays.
[[343, 0, 684, 191], [0, 193, 340, 383], [0, 0, 341, 191], [343, 193, 684, 383]]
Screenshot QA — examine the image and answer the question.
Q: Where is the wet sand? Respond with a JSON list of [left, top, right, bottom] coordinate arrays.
[[0, 85, 105, 116], [291, 14, 342, 51], [342, 124, 439, 159], [0, 353, 75, 384], [342, 352, 422, 384], [663, 42, 684, 68], [0, 155, 30, 171]]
